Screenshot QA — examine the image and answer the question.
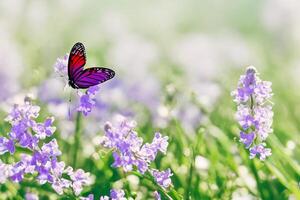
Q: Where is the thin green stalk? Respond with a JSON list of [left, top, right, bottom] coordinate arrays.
[[185, 148, 194, 200], [73, 112, 82, 168], [185, 128, 204, 199], [249, 160, 266, 199]]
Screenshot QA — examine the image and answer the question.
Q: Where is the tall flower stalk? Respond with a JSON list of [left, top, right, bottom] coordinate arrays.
[[100, 115, 172, 182], [231, 66, 273, 160], [99, 115, 176, 198]]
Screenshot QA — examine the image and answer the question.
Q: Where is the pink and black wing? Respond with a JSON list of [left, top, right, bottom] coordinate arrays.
[[68, 42, 86, 81], [74, 67, 115, 89], [68, 42, 115, 89]]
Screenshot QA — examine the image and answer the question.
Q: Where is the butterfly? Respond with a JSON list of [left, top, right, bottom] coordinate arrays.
[[68, 42, 115, 89]]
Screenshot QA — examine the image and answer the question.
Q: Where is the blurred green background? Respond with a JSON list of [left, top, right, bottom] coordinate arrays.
[[0, 0, 300, 199]]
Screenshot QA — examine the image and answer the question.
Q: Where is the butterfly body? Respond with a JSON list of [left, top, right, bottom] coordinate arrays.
[[68, 42, 115, 89]]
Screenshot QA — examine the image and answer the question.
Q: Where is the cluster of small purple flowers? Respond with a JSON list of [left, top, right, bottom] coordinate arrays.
[[151, 168, 173, 189], [54, 54, 99, 116], [0, 100, 91, 195], [231, 66, 273, 160], [100, 115, 173, 189]]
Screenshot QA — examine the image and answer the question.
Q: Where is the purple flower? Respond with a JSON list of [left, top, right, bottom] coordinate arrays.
[[250, 144, 272, 160], [30, 140, 64, 185], [150, 132, 169, 154], [138, 133, 169, 168], [233, 67, 256, 103], [254, 81, 272, 104], [254, 106, 273, 140], [54, 54, 68, 77], [41, 139, 61, 157], [112, 151, 134, 172], [51, 177, 71, 195], [239, 132, 255, 148], [236, 106, 258, 130], [77, 86, 100, 116], [68, 168, 92, 196], [110, 189, 126, 200], [151, 168, 173, 189], [232, 66, 273, 160], [10, 161, 26, 182], [32, 117, 56, 139], [0, 137, 15, 154]]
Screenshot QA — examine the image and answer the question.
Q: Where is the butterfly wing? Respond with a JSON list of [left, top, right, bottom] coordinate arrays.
[[68, 42, 86, 81], [74, 67, 115, 89]]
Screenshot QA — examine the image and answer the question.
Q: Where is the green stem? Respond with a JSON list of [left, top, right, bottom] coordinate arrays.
[[250, 95, 254, 111], [185, 129, 203, 200], [185, 149, 194, 200], [73, 112, 82, 168], [249, 160, 265, 199]]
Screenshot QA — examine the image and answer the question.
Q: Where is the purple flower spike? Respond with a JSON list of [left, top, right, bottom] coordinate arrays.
[[232, 66, 273, 160]]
